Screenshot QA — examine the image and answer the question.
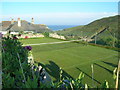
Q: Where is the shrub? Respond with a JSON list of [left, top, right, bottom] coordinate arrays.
[[2, 35, 33, 88], [43, 32, 49, 37], [72, 40, 88, 46], [89, 43, 120, 52], [25, 36, 29, 39]]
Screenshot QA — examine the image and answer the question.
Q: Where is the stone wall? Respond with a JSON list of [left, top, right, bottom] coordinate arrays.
[[49, 33, 66, 40], [19, 33, 44, 39]]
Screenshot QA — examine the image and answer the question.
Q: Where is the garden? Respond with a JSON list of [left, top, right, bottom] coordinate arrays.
[[1, 34, 119, 89]]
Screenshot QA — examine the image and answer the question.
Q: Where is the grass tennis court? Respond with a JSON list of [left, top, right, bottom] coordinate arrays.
[[19, 37, 64, 44], [20, 38, 118, 87]]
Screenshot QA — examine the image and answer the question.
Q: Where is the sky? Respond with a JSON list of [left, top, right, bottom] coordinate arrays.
[[1, 0, 119, 2], [0, 1, 118, 25]]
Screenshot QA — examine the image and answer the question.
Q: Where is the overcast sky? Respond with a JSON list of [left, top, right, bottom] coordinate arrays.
[[0, 1, 118, 25]]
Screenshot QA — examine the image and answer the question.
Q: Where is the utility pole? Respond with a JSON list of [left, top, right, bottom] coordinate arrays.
[[113, 33, 115, 47], [81, 31, 83, 38], [95, 33, 97, 44]]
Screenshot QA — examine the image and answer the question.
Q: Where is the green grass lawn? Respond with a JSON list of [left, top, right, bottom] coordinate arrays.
[[20, 38, 118, 87], [19, 37, 64, 45]]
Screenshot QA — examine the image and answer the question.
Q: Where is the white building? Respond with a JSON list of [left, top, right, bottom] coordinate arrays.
[[0, 31, 7, 34], [10, 32, 19, 34]]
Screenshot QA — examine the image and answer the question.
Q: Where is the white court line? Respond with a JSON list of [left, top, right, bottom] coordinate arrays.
[[63, 54, 118, 70]]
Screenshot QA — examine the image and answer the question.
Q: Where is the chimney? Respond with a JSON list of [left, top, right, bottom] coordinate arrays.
[[11, 19, 14, 24], [18, 18, 21, 27], [31, 18, 34, 24]]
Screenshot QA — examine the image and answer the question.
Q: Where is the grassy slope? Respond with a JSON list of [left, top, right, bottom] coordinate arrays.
[[57, 25, 83, 36], [57, 15, 118, 38]]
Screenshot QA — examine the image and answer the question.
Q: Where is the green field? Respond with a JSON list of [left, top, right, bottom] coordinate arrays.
[[19, 37, 64, 45], [20, 38, 118, 87]]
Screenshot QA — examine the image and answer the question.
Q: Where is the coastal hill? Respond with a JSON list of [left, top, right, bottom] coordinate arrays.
[[0, 20, 53, 33], [57, 15, 118, 38]]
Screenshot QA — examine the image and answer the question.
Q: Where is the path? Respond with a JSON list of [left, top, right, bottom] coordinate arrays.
[[22, 40, 82, 46], [89, 27, 108, 39]]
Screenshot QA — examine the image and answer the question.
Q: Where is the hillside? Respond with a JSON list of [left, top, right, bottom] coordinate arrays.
[[0, 20, 53, 33], [57, 15, 119, 38], [57, 25, 84, 36]]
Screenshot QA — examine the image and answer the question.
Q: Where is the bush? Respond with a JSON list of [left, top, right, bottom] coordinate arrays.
[[91, 36, 119, 48], [2, 35, 33, 88], [43, 32, 49, 37], [89, 43, 120, 52], [72, 40, 88, 46]]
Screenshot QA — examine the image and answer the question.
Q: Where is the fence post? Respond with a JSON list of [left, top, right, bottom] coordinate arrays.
[[91, 64, 94, 87], [115, 60, 120, 89]]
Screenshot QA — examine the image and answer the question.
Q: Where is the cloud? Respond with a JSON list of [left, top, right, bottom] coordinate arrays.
[[2, 12, 117, 18], [1, 12, 117, 25]]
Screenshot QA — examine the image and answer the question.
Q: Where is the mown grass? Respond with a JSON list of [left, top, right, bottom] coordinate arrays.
[[19, 37, 64, 44], [20, 38, 118, 87]]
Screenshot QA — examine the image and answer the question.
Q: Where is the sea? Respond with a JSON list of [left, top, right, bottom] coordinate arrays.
[[47, 25, 79, 31]]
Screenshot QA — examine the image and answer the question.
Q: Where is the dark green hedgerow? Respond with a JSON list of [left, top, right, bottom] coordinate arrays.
[[89, 43, 120, 52]]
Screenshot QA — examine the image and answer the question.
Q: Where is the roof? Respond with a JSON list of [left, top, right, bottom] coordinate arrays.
[[2, 21, 11, 27]]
